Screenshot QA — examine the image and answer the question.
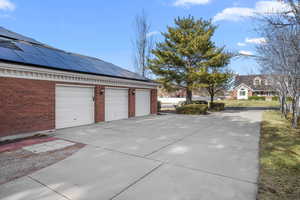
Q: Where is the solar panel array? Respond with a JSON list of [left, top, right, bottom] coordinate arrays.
[[0, 27, 43, 45], [0, 27, 149, 81]]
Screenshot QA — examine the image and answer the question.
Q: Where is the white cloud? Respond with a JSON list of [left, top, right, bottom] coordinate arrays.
[[0, 0, 15, 11], [213, 7, 254, 22], [237, 42, 246, 46], [173, 0, 211, 7], [245, 37, 266, 44], [147, 31, 159, 37], [213, 0, 290, 22], [255, 0, 290, 14], [239, 50, 254, 56]]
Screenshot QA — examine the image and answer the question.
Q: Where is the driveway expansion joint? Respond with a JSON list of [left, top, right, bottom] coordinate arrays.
[[109, 163, 164, 200], [27, 175, 71, 200]]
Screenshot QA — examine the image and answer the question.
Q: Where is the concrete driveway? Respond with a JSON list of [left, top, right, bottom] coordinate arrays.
[[0, 110, 262, 200]]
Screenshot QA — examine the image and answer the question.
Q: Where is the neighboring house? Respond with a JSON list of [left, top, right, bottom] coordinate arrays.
[[0, 27, 158, 140], [158, 85, 206, 98], [158, 85, 186, 98], [232, 75, 277, 100]]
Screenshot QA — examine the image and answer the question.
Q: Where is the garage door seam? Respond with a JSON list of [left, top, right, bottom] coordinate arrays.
[[109, 163, 163, 200], [27, 175, 71, 200]]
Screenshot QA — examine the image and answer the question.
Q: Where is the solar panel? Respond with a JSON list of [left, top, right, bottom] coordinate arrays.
[[0, 46, 24, 62], [14, 50, 50, 67], [0, 27, 43, 45], [35, 46, 78, 71], [0, 40, 22, 51], [0, 28, 149, 81]]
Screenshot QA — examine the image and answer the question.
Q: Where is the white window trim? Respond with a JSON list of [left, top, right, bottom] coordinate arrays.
[[253, 77, 261, 85]]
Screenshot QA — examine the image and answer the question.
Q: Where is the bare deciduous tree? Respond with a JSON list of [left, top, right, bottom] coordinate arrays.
[[256, 2, 300, 128], [132, 11, 154, 78]]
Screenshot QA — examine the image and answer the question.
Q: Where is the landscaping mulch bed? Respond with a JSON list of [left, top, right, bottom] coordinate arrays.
[[0, 136, 85, 185], [258, 111, 300, 200]]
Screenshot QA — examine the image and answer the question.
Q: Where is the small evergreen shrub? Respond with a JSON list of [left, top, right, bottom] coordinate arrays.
[[176, 104, 208, 115], [179, 100, 208, 106], [272, 96, 279, 101], [248, 96, 266, 101], [210, 102, 225, 111]]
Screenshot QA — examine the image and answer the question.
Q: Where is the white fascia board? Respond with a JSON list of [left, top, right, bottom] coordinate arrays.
[[0, 61, 159, 89]]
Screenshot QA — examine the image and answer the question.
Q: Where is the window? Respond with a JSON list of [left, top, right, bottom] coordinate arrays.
[[254, 77, 261, 85], [239, 89, 246, 96]]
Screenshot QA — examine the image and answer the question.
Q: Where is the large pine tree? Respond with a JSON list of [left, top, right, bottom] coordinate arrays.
[[149, 16, 231, 103]]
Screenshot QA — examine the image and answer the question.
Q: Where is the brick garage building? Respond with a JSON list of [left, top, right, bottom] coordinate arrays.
[[0, 27, 158, 140]]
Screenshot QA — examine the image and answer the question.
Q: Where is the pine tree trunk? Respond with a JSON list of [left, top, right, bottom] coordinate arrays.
[[186, 89, 192, 104]]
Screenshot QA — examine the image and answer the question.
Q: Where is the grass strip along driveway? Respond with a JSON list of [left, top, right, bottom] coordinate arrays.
[[258, 111, 300, 199], [217, 100, 279, 108]]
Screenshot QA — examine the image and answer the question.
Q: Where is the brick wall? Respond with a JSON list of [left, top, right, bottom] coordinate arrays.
[[232, 90, 237, 99], [128, 88, 135, 117], [95, 85, 105, 122], [0, 77, 157, 138], [248, 90, 253, 97], [150, 89, 158, 114], [0, 78, 55, 138]]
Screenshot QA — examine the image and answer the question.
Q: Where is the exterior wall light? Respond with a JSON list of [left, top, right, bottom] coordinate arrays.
[[100, 88, 105, 95], [132, 90, 135, 95]]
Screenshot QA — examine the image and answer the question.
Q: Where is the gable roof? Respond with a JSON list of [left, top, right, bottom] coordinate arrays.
[[234, 83, 253, 91], [0, 27, 149, 82], [234, 75, 274, 91]]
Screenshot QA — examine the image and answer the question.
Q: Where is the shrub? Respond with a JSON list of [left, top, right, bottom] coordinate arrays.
[[271, 96, 292, 101], [272, 96, 279, 101], [176, 104, 208, 115], [178, 100, 208, 106], [248, 96, 266, 101], [157, 100, 161, 112], [210, 102, 225, 111]]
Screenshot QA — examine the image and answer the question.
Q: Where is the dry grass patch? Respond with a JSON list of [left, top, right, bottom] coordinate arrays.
[[258, 111, 300, 200]]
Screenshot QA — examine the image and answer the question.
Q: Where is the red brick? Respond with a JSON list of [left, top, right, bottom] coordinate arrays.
[[95, 86, 105, 122], [0, 77, 55, 137], [0, 77, 157, 138], [150, 89, 158, 114], [128, 88, 135, 117]]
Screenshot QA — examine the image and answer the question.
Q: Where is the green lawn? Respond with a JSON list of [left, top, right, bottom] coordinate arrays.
[[258, 111, 300, 199], [217, 100, 280, 107]]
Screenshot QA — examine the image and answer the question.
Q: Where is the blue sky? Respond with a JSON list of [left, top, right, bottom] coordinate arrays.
[[0, 0, 287, 75]]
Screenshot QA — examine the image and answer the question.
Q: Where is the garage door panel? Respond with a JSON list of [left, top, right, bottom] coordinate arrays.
[[105, 88, 128, 121], [135, 89, 151, 117], [56, 86, 95, 129]]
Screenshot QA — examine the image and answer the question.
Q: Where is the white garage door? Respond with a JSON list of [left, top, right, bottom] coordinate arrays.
[[105, 88, 128, 121], [135, 89, 151, 117], [56, 85, 95, 129]]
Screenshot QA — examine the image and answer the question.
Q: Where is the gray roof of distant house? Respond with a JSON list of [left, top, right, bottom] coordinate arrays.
[[0, 27, 149, 82], [234, 75, 274, 91]]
